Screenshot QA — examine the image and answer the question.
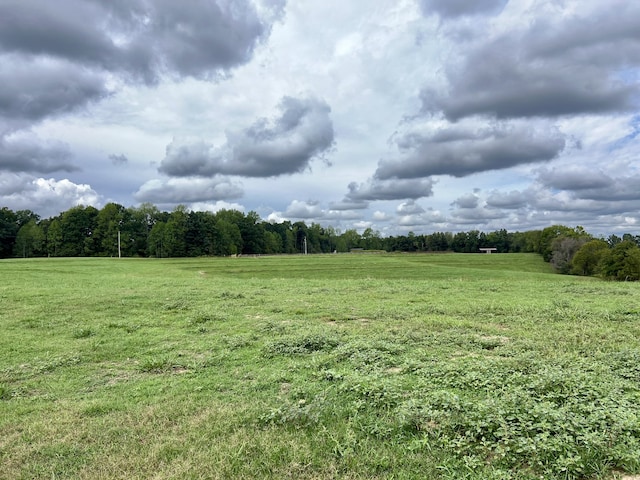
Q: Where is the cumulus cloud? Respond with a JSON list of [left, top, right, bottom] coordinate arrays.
[[397, 200, 425, 215], [396, 204, 447, 228], [134, 177, 244, 203], [449, 206, 505, 223], [452, 193, 479, 209], [0, 175, 101, 217], [189, 200, 246, 214], [372, 211, 392, 222], [419, 0, 507, 19], [268, 199, 364, 224], [376, 120, 565, 179], [0, 55, 110, 126], [159, 96, 335, 178], [573, 176, 640, 202], [0, 133, 77, 173], [422, 3, 640, 121], [329, 198, 369, 211], [486, 190, 530, 209], [0, 0, 277, 84], [284, 199, 324, 219], [346, 177, 435, 201], [536, 165, 614, 191]]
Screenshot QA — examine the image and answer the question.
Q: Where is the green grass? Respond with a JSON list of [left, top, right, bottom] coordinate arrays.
[[1, 253, 639, 479]]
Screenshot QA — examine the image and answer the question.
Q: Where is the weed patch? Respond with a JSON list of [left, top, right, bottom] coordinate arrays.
[[72, 327, 95, 339], [263, 332, 341, 357]]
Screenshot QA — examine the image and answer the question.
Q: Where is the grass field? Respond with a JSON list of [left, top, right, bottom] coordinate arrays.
[[1, 253, 640, 479]]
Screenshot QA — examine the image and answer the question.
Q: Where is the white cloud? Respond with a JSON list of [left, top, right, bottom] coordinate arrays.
[[0, 176, 101, 218]]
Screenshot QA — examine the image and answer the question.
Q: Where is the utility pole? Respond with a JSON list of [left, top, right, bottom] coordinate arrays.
[[303, 236, 307, 255], [118, 230, 121, 259]]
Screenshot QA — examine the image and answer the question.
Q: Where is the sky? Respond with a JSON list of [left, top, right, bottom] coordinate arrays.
[[1, 0, 639, 236]]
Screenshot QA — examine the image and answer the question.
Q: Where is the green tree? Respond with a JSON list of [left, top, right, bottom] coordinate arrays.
[[264, 221, 295, 253], [570, 240, 609, 276], [239, 211, 265, 254], [600, 241, 640, 281], [46, 219, 63, 256], [263, 230, 283, 254], [361, 227, 383, 250], [14, 219, 45, 257], [148, 221, 167, 258], [539, 225, 576, 260], [214, 219, 243, 256], [426, 232, 452, 251], [485, 229, 511, 252], [57, 205, 99, 256], [128, 203, 162, 256], [339, 229, 361, 252], [163, 206, 189, 257], [95, 203, 129, 256], [0, 207, 18, 258], [186, 211, 216, 256], [511, 230, 541, 253]]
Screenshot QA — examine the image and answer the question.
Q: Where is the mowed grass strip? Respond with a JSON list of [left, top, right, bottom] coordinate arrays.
[[1, 254, 639, 479]]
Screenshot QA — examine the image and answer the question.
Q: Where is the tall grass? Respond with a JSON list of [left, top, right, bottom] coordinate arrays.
[[1, 254, 639, 479]]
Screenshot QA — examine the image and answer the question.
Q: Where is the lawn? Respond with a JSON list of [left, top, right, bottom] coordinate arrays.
[[1, 254, 639, 479]]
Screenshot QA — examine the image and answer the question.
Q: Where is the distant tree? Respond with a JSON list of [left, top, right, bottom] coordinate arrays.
[[511, 230, 541, 253], [14, 219, 45, 257], [622, 233, 640, 247], [129, 203, 162, 256], [550, 237, 588, 273], [148, 221, 168, 258], [163, 206, 189, 257], [485, 229, 511, 252], [607, 234, 622, 247], [46, 219, 63, 256], [57, 205, 99, 256], [0, 207, 18, 258], [265, 221, 295, 253], [570, 239, 609, 276], [426, 232, 452, 251], [451, 232, 468, 252], [214, 219, 242, 256], [263, 230, 283, 254], [324, 225, 339, 253], [185, 211, 216, 256], [599, 241, 640, 281], [95, 203, 129, 256], [361, 227, 383, 250], [340, 229, 361, 252], [239, 211, 265, 254], [291, 221, 309, 253], [539, 225, 579, 261]]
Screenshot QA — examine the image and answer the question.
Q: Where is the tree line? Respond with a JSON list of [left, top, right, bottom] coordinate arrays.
[[1, 203, 639, 280]]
